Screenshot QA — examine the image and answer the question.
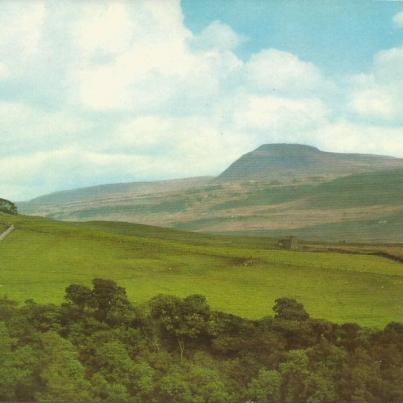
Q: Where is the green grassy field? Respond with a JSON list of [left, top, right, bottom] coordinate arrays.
[[1, 212, 403, 328]]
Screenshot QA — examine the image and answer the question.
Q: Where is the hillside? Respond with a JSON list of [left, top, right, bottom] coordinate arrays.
[[2, 212, 403, 327], [17, 144, 403, 242], [218, 144, 403, 182], [21, 176, 212, 205], [18, 169, 403, 242]]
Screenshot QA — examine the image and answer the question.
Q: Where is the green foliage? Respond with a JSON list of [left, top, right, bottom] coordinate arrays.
[[0, 280, 402, 402], [36, 332, 92, 401], [0, 198, 17, 215], [151, 294, 212, 360], [0, 322, 36, 401], [273, 298, 310, 321], [246, 369, 281, 402]]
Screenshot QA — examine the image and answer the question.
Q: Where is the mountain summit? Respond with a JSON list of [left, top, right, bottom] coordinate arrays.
[[218, 143, 403, 182]]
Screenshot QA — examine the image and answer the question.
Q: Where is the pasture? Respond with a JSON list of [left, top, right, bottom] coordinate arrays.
[[1, 213, 403, 327]]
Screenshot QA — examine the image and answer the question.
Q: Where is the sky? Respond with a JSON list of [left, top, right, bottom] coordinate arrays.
[[1, 0, 403, 201]]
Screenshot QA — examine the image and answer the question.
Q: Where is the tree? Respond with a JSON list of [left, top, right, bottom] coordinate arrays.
[[279, 350, 311, 402], [65, 283, 93, 308], [91, 278, 132, 324], [0, 322, 37, 401], [90, 339, 155, 399], [36, 332, 92, 401], [91, 373, 129, 401], [338, 347, 382, 402], [188, 364, 231, 402], [0, 198, 17, 215], [273, 298, 310, 321], [158, 371, 192, 402], [151, 294, 212, 360], [246, 369, 281, 402]]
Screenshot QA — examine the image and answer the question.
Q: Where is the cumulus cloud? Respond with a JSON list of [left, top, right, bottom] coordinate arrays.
[[245, 49, 328, 94], [0, 63, 9, 80], [393, 11, 403, 27], [348, 46, 403, 121], [233, 95, 329, 133], [348, 11, 403, 122], [0, 1, 46, 76], [71, 0, 197, 111], [191, 20, 246, 51], [0, 102, 92, 156], [313, 121, 403, 157]]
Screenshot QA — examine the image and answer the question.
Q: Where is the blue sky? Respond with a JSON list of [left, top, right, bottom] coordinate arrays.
[[183, 0, 403, 74], [1, 0, 403, 200]]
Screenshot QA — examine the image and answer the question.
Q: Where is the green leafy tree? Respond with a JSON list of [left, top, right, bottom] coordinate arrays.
[[36, 332, 92, 401], [246, 368, 281, 402], [91, 278, 133, 324], [91, 373, 129, 401], [305, 372, 337, 402], [0, 198, 17, 214], [273, 298, 309, 321], [151, 294, 212, 360], [65, 283, 93, 308], [279, 349, 311, 402], [0, 322, 37, 401], [158, 371, 192, 402], [92, 340, 155, 399], [188, 365, 231, 402], [339, 347, 382, 402]]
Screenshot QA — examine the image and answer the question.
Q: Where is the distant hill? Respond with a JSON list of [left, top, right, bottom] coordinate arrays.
[[21, 176, 212, 206], [18, 144, 403, 242], [218, 144, 403, 182]]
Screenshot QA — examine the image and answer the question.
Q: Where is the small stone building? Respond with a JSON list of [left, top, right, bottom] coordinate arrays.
[[278, 236, 298, 250]]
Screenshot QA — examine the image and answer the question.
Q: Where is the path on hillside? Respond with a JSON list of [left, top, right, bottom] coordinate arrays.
[[0, 225, 15, 241]]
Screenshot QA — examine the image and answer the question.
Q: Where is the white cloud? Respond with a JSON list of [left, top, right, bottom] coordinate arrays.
[[191, 20, 246, 51], [0, 1, 46, 72], [314, 121, 403, 157], [393, 11, 403, 28], [234, 95, 329, 134], [75, 3, 134, 57], [0, 63, 9, 80], [71, 0, 197, 111], [0, 102, 91, 155], [245, 49, 329, 95], [111, 115, 253, 172], [349, 83, 400, 119], [349, 46, 403, 120]]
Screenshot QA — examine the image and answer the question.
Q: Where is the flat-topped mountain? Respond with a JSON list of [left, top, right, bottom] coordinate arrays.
[[17, 144, 403, 242], [218, 143, 403, 182]]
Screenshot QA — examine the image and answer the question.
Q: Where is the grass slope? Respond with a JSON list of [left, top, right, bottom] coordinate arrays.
[[1, 213, 403, 327]]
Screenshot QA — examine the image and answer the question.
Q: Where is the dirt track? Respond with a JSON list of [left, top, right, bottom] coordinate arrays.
[[0, 225, 15, 241]]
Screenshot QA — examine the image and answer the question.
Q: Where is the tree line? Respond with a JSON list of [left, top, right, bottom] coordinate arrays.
[[0, 198, 17, 215], [1, 278, 403, 402]]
